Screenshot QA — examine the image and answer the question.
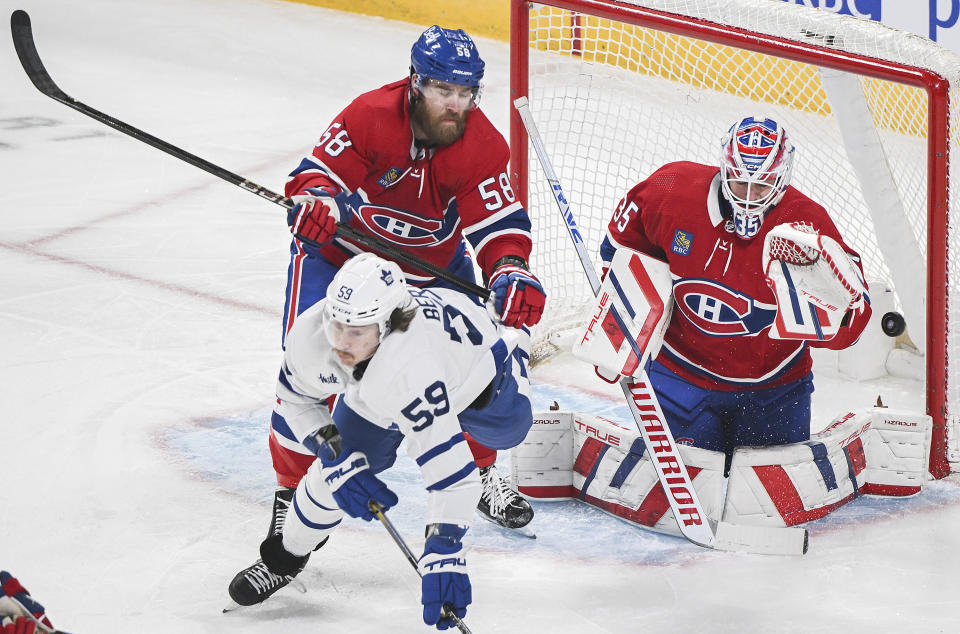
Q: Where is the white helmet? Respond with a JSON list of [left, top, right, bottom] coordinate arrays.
[[719, 116, 795, 239], [325, 253, 411, 340]]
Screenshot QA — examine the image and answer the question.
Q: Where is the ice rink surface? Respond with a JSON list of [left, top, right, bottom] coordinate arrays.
[[2, 0, 960, 632]]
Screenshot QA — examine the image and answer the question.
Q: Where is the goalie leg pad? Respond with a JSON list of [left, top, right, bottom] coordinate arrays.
[[511, 412, 577, 500], [511, 411, 725, 535], [723, 408, 931, 527]]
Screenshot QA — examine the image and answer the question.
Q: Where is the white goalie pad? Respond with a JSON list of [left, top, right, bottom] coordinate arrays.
[[571, 248, 673, 378], [763, 222, 867, 341], [723, 408, 931, 527], [511, 411, 725, 536]]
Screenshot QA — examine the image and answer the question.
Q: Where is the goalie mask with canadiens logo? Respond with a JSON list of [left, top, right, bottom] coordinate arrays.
[[719, 116, 795, 240]]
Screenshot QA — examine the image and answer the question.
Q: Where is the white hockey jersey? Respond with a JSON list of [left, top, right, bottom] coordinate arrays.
[[276, 287, 528, 527]]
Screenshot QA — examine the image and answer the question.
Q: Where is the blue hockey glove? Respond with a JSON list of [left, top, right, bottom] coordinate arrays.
[[488, 257, 546, 328], [418, 524, 471, 630], [319, 449, 398, 521], [288, 187, 346, 247]]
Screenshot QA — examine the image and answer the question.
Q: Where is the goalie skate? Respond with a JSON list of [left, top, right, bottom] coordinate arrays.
[[477, 465, 536, 537]]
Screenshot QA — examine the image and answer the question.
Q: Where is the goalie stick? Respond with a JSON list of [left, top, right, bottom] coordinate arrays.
[[370, 503, 473, 634], [514, 97, 808, 556], [9, 10, 491, 303]]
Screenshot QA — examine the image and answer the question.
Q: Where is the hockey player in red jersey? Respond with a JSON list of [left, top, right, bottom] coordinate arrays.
[[265, 26, 544, 545], [599, 116, 872, 456]]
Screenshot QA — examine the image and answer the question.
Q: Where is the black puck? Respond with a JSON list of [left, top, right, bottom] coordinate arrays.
[[881, 311, 906, 337]]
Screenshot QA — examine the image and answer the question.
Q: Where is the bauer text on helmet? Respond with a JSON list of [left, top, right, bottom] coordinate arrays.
[[720, 116, 795, 240], [410, 25, 485, 109]]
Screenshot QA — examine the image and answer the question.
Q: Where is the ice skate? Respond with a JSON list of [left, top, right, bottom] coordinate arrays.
[[476, 465, 535, 537], [224, 534, 310, 610]]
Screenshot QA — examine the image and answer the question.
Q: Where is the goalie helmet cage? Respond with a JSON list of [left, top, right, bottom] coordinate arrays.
[[509, 0, 960, 478]]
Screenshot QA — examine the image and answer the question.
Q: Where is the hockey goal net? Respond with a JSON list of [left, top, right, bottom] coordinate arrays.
[[510, 0, 960, 477]]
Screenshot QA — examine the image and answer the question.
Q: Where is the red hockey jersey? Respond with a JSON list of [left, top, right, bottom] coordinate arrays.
[[284, 79, 532, 284], [600, 161, 872, 391]]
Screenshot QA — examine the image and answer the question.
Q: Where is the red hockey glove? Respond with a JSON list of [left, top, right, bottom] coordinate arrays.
[[0, 571, 54, 634], [488, 257, 546, 328], [288, 187, 343, 246]]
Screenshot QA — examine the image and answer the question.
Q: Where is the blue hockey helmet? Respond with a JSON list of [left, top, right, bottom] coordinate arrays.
[[410, 25, 485, 88]]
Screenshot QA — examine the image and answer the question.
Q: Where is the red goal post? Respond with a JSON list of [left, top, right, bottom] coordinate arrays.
[[509, 0, 960, 477]]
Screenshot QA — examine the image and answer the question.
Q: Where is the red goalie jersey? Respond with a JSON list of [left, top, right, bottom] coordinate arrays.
[[284, 79, 532, 284], [599, 161, 872, 391]]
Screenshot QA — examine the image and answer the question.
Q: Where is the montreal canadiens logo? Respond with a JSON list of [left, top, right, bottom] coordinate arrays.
[[673, 279, 772, 336], [354, 204, 458, 247]]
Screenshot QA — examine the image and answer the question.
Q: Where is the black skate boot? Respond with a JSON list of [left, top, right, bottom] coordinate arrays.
[[477, 465, 535, 532], [227, 534, 310, 607], [268, 486, 295, 537]]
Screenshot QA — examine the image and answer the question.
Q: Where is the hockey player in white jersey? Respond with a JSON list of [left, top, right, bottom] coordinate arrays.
[[227, 253, 534, 629]]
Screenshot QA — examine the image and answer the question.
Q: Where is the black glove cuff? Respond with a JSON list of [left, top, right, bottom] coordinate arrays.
[[491, 255, 528, 271], [486, 255, 528, 285]]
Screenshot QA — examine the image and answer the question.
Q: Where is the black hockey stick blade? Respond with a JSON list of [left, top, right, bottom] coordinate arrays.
[[9, 10, 491, 301], [11, 10, 67, 101]]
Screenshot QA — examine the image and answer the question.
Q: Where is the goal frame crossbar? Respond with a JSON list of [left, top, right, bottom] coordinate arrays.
[[509, 0, 951, 478]]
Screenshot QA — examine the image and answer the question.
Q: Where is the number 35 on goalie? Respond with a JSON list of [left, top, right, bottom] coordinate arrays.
[[572, 248, 673, 378]]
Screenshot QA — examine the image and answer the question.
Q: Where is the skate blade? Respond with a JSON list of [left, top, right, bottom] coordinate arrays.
[[221, 579, 307, 613], [222, 600, 244, 613], [479, 514, 537, 538]]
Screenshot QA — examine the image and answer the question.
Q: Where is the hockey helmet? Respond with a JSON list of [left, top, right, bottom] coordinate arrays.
[[325, 253, 412, 342], [719, 116, 795, 239], [410, 25, 485, 98]]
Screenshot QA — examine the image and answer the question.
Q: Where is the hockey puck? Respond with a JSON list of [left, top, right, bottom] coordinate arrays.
[[881, 311, 906, 337]]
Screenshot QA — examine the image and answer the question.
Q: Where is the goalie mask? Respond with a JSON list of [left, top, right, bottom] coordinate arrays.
[[720, 117, 795, 240], [410, 25, 485, 106], [324, 253, 412, 346]]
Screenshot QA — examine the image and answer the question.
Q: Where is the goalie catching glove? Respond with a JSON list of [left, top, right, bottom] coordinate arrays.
[[418, 524, 471, 631], [488, 256, 546, 328], [763, 222, 867, 341], [306, 424, 398, 521], [288, 187, 349, 246]]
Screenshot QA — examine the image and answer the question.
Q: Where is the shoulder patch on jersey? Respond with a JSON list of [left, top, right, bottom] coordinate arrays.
[[671, 229, 694, 256], [377, 167, 404, 188]]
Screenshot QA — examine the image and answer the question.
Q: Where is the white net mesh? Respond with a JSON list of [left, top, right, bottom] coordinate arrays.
[[517, 0, 960, 470]]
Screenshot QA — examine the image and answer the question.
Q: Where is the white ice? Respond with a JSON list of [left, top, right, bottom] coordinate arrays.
[[2, 0, 960, 632]]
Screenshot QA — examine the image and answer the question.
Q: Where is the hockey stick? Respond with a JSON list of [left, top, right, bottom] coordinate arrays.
[[514, 97, 808, 556], [369, 503, 473, 634], [9, 10, 491, 302]]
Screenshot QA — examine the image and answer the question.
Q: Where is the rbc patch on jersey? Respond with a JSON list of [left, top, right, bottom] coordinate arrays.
[[671, 230, 693, 256], [377, 167, 403, 188]]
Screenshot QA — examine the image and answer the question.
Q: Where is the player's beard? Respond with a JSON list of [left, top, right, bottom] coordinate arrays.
[[411, 99, 468, 147]]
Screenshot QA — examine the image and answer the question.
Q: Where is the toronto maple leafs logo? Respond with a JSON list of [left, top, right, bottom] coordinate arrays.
[[380, 269, 394, 286]]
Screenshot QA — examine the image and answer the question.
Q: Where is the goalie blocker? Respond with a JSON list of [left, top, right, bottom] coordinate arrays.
[[512, 408, 930, 532], [571, 247, 672, 379]]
